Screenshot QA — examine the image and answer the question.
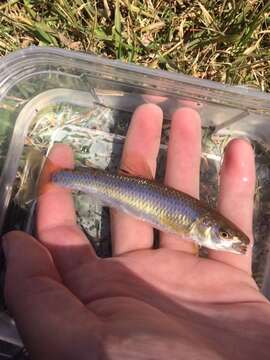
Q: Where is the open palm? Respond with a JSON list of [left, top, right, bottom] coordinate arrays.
[[4, 104, 270, 360]]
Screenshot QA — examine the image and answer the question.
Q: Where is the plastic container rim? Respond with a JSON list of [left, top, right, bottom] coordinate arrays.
[[0, 46, 270, 105]]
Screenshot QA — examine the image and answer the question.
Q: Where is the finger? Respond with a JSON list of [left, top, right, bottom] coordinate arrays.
[[111, 103, 163, 255], [160, 108, 201, 253], [3, 231, 99, 359], [208, 139, 255, 273], [37, 143, 95, 276]]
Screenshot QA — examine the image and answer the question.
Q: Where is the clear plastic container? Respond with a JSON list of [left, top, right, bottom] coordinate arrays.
[[1, 46, 270, 354]]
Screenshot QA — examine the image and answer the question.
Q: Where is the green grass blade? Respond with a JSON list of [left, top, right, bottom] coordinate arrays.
[[114, 0, 122, 59]]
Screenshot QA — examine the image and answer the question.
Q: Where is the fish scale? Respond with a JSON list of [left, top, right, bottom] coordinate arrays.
[[52, 167, 250, 254]]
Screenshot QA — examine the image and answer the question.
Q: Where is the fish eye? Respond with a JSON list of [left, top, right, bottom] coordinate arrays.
[[219, 230, 230, 239]]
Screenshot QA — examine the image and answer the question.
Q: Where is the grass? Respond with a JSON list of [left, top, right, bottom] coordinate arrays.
[[0, 0, 270, 90]]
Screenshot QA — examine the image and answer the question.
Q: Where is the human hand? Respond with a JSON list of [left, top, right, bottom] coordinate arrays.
[[3, 104, 270, 360]]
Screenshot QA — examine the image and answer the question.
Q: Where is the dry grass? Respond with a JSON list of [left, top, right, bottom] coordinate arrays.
[[0, 0, 270, 90]]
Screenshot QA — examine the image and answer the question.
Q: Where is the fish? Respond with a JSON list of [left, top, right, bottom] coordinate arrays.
[[52, 167, 250, 254]]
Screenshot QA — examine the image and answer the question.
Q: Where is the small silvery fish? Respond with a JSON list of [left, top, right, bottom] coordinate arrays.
[[52, 168, 250, 254]]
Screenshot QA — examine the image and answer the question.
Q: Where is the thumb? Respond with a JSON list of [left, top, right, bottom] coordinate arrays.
[[3, 231, 99, 359], [3, 231, 64, 313]]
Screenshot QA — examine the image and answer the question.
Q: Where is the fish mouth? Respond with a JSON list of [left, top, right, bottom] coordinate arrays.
[[232, 242, 248, 255]]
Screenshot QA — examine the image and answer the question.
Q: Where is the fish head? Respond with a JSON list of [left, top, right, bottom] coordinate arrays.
[[194, 213, 250, 255]]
